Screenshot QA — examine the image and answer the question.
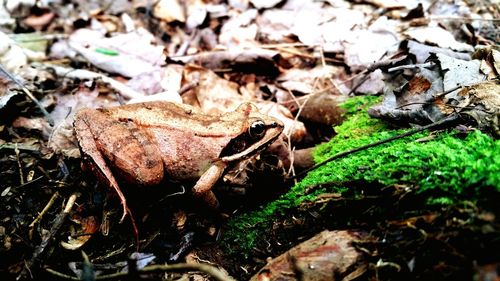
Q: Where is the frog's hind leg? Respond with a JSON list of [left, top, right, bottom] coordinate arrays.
[[74, 111, 131, 223], [75, 110, 141, 247]]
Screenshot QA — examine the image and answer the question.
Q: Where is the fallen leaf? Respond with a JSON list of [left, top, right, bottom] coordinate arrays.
[[298, 92, 347, 126], [219, 9, 258, 46], [173, 48, 280, 76], [250, 0, 283, 9], [0, 31, 28, 74], [68, 28, 164, 77], [153, 0, 186, 23], [404, 40, 471, 63], [23, 9, 55, 30], [61, 216, 99, 250], [0, 77, 19, 110], [186, 1, 207, 29], [405, 25, 474, 52], [278, 65, 342, 94], [344, 29, 400, 71], [251, 230, 369, 281], [183, 68, 306, 142], [457, 81, 500, 137], [368, 52, 496, 132], [434, 53, 484, 91]]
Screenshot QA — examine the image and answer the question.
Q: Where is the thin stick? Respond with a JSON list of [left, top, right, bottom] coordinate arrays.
[[292, 114, 459, 180], [18, 193, 79, 280], [14, 143, 24, 185], [45, 262, 237, 281], [35, 63, 143, 100], [260, 42, 311, 48], [429, 15, 500, 22], [0, 64, 54, 126], [388, 62, 434, 72], [29, 192, 60, 228]]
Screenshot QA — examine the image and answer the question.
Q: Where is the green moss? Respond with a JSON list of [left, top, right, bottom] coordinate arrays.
[[224, 96, 500, 254], [309, 96, 500, 197]]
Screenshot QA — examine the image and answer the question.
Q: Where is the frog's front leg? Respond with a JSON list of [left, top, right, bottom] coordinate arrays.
[[192, 161, 228, 209], [74, 108, 165, 221]]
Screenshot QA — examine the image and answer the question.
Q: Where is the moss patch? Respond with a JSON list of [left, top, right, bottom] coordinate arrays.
[[308, 97, 500, 201], [224, 96, 500, 253]]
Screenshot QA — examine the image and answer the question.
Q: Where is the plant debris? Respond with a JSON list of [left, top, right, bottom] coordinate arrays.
[[0, 0, 498, 280]]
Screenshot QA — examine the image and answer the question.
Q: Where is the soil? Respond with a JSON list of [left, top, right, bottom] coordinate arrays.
[[1, 145, 499, 281]]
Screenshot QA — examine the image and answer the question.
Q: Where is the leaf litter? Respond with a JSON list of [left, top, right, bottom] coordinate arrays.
[[0, 0, 498, 280]]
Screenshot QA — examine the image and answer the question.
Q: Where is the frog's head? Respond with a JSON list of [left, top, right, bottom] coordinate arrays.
[[219, 103, 283, 162]]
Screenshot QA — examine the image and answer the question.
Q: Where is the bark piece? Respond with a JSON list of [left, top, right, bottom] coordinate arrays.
[[251, 230, 368, 281]]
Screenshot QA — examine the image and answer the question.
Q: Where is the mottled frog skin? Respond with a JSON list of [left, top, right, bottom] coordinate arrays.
[[74, 101, 283, 221]]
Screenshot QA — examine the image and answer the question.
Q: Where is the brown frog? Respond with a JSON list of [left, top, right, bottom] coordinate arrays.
[[74, 101, 284, 223]]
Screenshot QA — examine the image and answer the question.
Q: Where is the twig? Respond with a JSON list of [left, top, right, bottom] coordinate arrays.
[[34, 63, 143, 100], [388, 62, 434, 72], [339, 70, 367, 86], [394, 85, 462, 109], [13, 176, 44, 189], [8, 33, 68, 42], [347, 52, 400, 95], [291, 114, 459, 180], [81, 251, 95, 281], [0, 64, 54, 126], [29, 192, 60, 228], [45, 262, 237, 281], [260, 42, 310, 48], [429, 15, 500, 22], [90, 247, 128, 263], [0, 142, 40, 151], [14, 143, 24, 185], [278, 83, 338, 106], [44, 268, 79, 280], [17, 193, 79, 280], [432, 85, 462, 99], [347, 74, 370, 96]]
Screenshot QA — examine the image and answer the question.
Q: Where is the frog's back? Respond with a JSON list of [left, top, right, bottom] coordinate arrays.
[[103, 102, 243, 181], [106, 102, 247, 137]]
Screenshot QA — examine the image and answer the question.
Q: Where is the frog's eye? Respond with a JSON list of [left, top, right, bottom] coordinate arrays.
[[249, 120, 266, 138]]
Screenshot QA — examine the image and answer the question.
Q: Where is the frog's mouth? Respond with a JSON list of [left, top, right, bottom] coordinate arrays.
[[220, 121, 283, 162]]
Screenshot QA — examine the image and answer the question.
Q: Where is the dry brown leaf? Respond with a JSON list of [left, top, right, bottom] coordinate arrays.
[[12, 117, 50, 134], [153, 0, 186, 23], [174, 48, 280, 76], [251, 230, 368, 281], [250, 0, 283, 9], [60, 216, 99, 250], [183, 68, 306, 142], [298, 92, 347, 126], [219, 9, 258, 46], [404, 26, 474, 52], [68, 28, 164, 78], [369, 53, 490, 127], [23, 10, 55, 30], [48, 87, 119, 157], [0, 31, 28, 74], [457, 81, 500, 137]]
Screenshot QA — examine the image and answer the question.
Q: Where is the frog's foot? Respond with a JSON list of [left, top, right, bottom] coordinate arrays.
[[97, 169, 131, 223], [192, 162, 227, 209], [106, 177, 129, 223], [104, 175, 129, 223], [196, 190, 220, 209], [125, 205, 140, 249], [79, 139, 139, 244], [96, 170, 130, 223]]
